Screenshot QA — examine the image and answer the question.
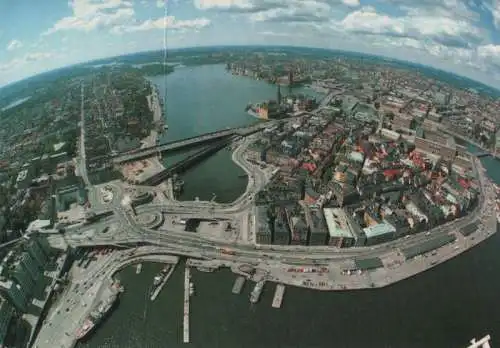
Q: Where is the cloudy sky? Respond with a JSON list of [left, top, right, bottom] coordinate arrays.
[[1, 0, 500, 88]]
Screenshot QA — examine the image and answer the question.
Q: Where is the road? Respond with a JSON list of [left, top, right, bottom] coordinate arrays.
[[78, 82, 91, 188]]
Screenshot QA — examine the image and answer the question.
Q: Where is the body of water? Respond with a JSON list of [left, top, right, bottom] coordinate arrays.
[[78, 64, 500, 348]]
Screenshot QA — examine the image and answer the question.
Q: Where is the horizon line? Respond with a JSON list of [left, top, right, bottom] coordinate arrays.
[[1, 44, 498, 95]]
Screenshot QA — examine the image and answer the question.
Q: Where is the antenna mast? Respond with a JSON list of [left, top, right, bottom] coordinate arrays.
[[163, 0, 168, 124]]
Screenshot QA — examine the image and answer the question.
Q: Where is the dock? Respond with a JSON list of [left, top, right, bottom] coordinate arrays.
[[232, 276, 246, 294], [272, 284, 286, 308], [183, 265, 190, 344]]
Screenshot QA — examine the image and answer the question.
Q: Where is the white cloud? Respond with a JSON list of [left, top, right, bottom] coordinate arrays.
[[249, 0, 331, 22], [0, 52, 55, 72], [341, 0, 359, 7], [42, 0, 134, 35], [6, 39, 23, 51], [115, 16, 211, 33], [337, 6, 482, 48], [156, 0, 164, 8], [194, 0, 253, 10]]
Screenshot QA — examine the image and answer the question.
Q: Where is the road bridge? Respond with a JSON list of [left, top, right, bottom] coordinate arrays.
[[140, 137, 235, 186], [112, 122, 271, 164]]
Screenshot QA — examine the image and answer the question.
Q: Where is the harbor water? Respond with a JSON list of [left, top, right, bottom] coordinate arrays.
[[78, 64, 500, 348]]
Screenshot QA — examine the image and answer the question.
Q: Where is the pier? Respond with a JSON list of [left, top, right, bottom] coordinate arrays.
[[232, 276, 246, 294], [272, 284, 286, 308], [183, 265, 190, 344]]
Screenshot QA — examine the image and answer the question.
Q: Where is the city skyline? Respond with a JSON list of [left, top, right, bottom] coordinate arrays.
[[1, 0, 500, 89]]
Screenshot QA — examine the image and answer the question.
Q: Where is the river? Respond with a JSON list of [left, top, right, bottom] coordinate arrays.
[[77, 64, 500, 348]]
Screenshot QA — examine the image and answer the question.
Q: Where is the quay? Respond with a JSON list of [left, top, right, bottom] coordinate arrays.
[[232, 276, 246, 294], [183, 265, 190, 344], [150, 259, 179, 301], [186, 258, 221, 273], [272, 284, 286, 309]]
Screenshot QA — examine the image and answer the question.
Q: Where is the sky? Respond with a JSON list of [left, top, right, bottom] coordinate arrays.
[[1, 0, 500, 88]]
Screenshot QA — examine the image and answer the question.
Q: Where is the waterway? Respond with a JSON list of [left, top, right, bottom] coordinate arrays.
[[78, 64, 500, 348]]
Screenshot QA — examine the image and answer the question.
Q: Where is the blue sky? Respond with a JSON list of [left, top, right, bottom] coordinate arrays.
[[1, 0, 500, 88]]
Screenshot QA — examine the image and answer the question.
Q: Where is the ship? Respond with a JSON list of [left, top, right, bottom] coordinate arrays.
[[250, 280, 265, 304], [189, 282, 195, 296], [150, 264, 173, 301], [76, 280, 123, 340], [136, 263, 142, 274]]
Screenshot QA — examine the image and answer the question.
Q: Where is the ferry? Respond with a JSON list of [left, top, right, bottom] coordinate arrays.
[[150, 264, 172, 301], [135, 263, 142, 274], [76, 280, 123, 341]]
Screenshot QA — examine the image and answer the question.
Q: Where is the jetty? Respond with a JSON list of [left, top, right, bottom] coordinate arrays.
[[183, 265, 190, 343], [272, 284, 286, 308], [232, 276, 246, 294]]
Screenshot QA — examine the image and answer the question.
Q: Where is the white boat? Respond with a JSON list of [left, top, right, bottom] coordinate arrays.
[[136, 263, 142, 274], [189, 282, 195, 296]]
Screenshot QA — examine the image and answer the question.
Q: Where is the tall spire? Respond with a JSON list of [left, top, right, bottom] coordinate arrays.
[[277, 83, 281, 105]]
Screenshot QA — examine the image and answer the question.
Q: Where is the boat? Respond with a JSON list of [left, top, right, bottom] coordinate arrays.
[[149, 264, 173, 301], [136, 263, 142, 274], [250, 280, 265, 304], [76, 280, 122, 340], [164, 124, 169, 130], [189, 282, 195, 296]]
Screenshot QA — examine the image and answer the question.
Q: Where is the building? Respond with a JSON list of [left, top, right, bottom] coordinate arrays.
[[255, 206, 273, 244], [26, 238, 48, 268], [0, 279, 28, 312], [414, 137, 457, 162], [363, 222, 397, 245], [391, 114, 414, 131], [18, 252, 41, 283], [11, 262, 35, 297], [0, 294, 14, 348], [304, 208, 328, 246], [323, 208, 356, 248], [273, 207, 291, 245]]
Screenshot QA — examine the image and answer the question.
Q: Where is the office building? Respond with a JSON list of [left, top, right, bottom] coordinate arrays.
[[323, 208, 356, 248], [304, 208, 328, 246], [363, 222, 397, 246], [19, 252, 41, 283], [26, 239, 48, 268], [11, 263, 35, 298], [255, 206, 273, 245], [0, 294, 14, 347], [273, 207, 291, 245], [0, 280, 28, 313]]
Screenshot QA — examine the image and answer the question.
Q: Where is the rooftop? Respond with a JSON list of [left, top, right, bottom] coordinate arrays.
[[363, 222, 396, 238], [323, 208, 355, 239]]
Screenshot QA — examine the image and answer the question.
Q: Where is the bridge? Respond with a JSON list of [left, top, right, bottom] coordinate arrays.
[[112, 123, 271, 164], [140, 137, 236, 186]]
